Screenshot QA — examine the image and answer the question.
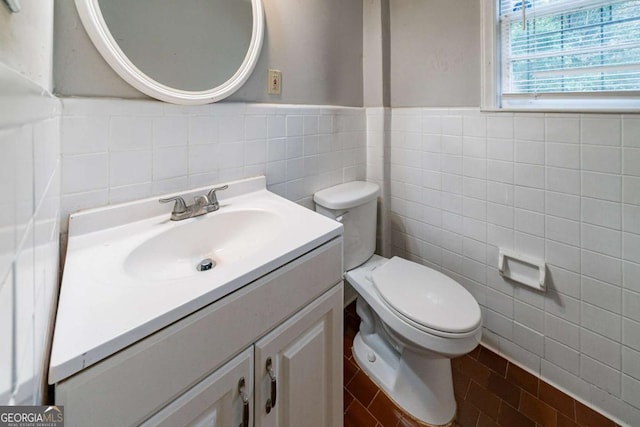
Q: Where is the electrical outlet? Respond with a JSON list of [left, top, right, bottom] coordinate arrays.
[[268, 69, 281, 95]]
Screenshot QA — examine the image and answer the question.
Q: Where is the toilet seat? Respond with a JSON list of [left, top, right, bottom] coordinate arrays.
[[372, 257, 481, 337]]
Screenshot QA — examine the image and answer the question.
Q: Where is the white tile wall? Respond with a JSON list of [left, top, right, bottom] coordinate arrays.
[[385, 107, 640, 426], [60, 99, 366, 229], [0, 66, 61, 405], [8, 88, 639, 423]]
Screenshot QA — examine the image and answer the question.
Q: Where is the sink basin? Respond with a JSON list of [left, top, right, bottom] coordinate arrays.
[[50, 176, 343, 384], [124, 209, 283, 281]]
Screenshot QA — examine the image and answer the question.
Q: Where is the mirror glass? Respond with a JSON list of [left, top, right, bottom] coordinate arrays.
[[98, 0, 253, 92], [75, 0, 263, 104]]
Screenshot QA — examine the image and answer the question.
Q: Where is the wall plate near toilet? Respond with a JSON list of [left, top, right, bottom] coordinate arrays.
[[498, 248, 546, 291]]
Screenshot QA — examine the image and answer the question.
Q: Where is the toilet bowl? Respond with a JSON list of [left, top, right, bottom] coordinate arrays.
[[347, 255, 481, 425], [314, 181, 482, 426]]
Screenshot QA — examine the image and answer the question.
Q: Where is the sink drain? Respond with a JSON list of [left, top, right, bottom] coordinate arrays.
[[197, 258, 215, 272]]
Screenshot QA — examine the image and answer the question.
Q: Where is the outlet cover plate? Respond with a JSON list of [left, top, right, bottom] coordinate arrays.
[[268, 69, 281, 95]]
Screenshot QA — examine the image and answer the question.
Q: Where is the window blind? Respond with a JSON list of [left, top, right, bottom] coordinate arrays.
[[499, 0, 640, 95]]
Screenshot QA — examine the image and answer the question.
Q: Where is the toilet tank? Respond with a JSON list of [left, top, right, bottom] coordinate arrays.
[[314, 181, 380, 270]]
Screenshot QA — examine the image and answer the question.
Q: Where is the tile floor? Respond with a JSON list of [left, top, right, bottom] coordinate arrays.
[[343, 302, 619, 427]]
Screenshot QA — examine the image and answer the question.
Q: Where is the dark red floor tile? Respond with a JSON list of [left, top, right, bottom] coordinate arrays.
[[506, 362, 539, 397], [345, 387, 355, 412], [478, 347, 508, 377], [519, 390, 558, 427], [344, 335, 355, 360], [456, 399, 480, 427], [345, 355, 360, 384], [487, 372, 521, 408], [347, 370, 380, 408], [497, 402, 535, 427], [558, 413, 580, 427], [368, 391, 404, 427], [345, 398, 378, 427], [467, 380, 501, 419], [477, 412, 501, 427], [453, 355, 491, 388], [452, 369, 471, 400], [540, 381, 575, 420], [575, 401, 616, 427]]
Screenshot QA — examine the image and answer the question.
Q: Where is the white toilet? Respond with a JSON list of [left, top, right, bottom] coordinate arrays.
[[314, 181, 482, 426]]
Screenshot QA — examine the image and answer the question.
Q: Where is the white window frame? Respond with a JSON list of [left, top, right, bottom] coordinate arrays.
[[481, 0, 640, 112]]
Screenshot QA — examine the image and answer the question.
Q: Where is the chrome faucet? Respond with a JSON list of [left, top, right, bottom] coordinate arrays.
[[159, 185, 228, 221]]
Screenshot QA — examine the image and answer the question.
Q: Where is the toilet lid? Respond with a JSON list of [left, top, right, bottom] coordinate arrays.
[[371, 257, 481, 334]]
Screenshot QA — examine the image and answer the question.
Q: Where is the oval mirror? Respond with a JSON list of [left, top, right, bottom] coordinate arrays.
[[74, 0, 264, 105]]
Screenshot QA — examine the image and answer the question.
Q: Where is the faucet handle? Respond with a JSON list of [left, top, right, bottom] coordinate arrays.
[[159, 196, 187, 214], [193, 195, 210, 206], [207, 185, 229, 208]]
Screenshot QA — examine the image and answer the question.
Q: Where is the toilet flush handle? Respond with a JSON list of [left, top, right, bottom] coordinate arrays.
[[335, 211, 349, 222]]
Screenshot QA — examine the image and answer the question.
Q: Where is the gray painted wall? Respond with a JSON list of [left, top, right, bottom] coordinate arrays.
[[53, 0, 364, 106], [0, 0, 54, 91], [98, 0, 253, 92], [390, 0, 480, 107], [363, 0, 390, 107]]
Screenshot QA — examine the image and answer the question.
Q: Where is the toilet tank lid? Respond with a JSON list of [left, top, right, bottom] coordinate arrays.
[[314, 181, 380, 210]]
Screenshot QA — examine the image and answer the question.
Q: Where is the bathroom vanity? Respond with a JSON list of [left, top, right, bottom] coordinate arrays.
[[49, 177, 344, 427]]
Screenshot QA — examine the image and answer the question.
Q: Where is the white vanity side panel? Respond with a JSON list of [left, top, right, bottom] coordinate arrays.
[[55, 238, 342, 427]]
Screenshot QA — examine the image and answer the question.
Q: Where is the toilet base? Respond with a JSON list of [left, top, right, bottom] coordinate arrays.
[[352, 332, 457, 426]]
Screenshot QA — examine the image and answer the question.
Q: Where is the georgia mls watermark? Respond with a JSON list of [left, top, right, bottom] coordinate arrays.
[[0, 406, 63, 427]]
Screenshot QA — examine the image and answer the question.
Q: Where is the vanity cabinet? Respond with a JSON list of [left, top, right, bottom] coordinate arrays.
[[140, 284, 342, 427], [54, 238, 344, 427], [254, 285, 342, 427]]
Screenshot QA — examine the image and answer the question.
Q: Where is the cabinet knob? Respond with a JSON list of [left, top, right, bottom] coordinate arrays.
[[265, 357, 277, 413]]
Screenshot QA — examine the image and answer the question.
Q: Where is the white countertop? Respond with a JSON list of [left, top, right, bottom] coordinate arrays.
[[49, 177, 342, 383]]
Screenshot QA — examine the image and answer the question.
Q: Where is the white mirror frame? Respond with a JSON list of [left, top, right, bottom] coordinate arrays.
[[75, 0, 264, 105]]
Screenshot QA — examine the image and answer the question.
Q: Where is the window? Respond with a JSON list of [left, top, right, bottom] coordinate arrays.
[[484, 0, 640, 110]]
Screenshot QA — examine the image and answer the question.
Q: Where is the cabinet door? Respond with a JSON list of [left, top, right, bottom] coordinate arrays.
[[141, 347, 253, 427], [254, 284, 343, 427]]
